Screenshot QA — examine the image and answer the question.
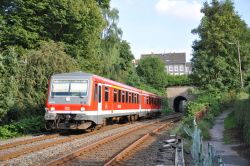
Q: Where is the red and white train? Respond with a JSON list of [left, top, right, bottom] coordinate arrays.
[[45, 72, 162, 129]]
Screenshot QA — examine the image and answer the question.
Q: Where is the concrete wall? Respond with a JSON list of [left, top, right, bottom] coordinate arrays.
[[166, 86, 193, 111]]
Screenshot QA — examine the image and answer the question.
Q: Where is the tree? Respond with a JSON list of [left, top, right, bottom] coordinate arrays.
[[0, 41, 79, 123], [98, 7, 122, 78], [191, 0, 250, 90], [0, 0, 104, 71], [136, 56, 167, 90]]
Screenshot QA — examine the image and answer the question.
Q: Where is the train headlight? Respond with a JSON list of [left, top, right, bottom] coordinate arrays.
[[50, 107, 55, 111], [80, 107, 85, 112]]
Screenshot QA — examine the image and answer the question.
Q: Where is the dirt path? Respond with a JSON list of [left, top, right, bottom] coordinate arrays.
[[206, 110, 248, 166]]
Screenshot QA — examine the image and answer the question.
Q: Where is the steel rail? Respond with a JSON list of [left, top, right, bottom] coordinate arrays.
[[0, 133, 61, 151], [104, 119, 178, 166], [45, 114, 181, 166], [0, 123, 129, 161], [45, 122, 157, 166]]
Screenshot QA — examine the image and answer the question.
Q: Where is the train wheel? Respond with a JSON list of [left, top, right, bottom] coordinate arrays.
[[103, 118, 107, 126], [127, 115, 131, 122], [131, 115, 135, 122], [135, 114, 139, 121]]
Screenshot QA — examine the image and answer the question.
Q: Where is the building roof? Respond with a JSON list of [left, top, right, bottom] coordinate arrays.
[[141, 52, 186, 63]]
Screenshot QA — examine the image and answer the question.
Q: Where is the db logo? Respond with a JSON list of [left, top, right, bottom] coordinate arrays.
[[65, 106, 70, 110]]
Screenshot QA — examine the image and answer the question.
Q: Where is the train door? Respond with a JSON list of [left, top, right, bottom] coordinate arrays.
[[98, 84, 102, 113], [139, 94, 142, 111]]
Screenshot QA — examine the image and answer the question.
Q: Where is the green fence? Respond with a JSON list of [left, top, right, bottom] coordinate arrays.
[[184, 119, 224, 166]]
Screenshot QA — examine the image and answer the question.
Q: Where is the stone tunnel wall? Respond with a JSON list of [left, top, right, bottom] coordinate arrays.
[[166, 86, 193, 111]]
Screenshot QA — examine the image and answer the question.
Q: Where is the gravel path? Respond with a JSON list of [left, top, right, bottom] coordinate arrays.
[[205, 110, 249, 166]]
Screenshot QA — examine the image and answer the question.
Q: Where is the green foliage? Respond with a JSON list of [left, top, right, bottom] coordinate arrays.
[[191, 0, 250, 90], [175, 90, 235, 141], [198, 120, 212, 140], [136, 56, 167, 90], [166, 75, 192, 87], [186, 90, 222, 118], [234, 91, 250, 145], [0, 41, 79, 123], [0, 116, 44, 139], [224, 111, 237, 129], [186, 101, 206, 117], [0, 0, 104, 60], [223, 111, 236, 144]]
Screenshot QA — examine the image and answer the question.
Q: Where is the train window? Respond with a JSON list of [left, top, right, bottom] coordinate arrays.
[[105, 87, 109, 102], [132, 93, 134, 103], [126, 92, 128, 103], [122, 91, 124, 102], [114, 89, 117, 102], [118, 90, 121, 102], [129, 93, 132, 103], [137, 94, 139, 104], [134, 94, 137, 104], [98, 86, 101, 103], [94, 84, 98, 101]]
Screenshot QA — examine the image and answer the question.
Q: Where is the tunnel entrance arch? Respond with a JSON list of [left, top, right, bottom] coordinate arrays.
[[173, 96, 187, 112], [166, 86, 193, 111]]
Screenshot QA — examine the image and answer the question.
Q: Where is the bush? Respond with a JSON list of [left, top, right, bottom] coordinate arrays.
[[0, 116, 44, 139], [0, 41, 79, 124], [234, 91, 250, 145]]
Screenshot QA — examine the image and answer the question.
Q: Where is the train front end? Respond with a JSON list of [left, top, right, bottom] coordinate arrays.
[[44, 72, 93, 130]]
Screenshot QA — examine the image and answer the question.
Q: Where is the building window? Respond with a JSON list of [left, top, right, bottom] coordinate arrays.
[[169, 65, 173, 71], [174, 65, 178, 71], [179, 65, 184, 71]]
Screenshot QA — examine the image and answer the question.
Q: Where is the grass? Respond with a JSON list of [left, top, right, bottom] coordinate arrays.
[[223, 111, 237, 144], [198, 120, 212, 140], [223, 131, 233, 144], [224, 111, 237, 129]]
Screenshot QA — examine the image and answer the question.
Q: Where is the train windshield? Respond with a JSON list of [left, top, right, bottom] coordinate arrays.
[[51, 80, 88, 97]]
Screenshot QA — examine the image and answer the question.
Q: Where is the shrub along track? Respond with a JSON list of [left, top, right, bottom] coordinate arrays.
[[45, 114, 181, 166]]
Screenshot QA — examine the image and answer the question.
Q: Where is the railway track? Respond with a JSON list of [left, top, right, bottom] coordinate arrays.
[[0, 123, 130, 161], [0, 113, 182, 165], [45, 114, 181, 166], [0, 133, 61, 151]]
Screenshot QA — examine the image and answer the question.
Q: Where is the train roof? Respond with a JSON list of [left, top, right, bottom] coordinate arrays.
[[51, 72, 160, 97], [52, 72, 93, 77]]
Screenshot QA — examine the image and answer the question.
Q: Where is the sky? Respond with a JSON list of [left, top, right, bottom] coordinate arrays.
[[111, 0, 250, 61]]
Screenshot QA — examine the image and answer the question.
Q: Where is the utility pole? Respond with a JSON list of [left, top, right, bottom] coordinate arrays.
[[237, 41, 244, 88]]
